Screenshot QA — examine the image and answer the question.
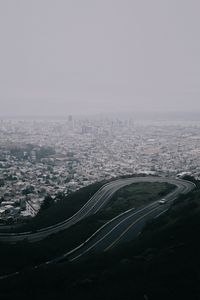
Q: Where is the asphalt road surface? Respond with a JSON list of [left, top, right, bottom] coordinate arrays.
[[49, 176, 195, 262], [0, 176, 196, 281], [0, 176, 195, 245]]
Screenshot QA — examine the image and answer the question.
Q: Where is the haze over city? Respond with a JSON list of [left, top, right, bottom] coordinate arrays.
[[1, 2, 200, 300], [0, 0, 200, 116]]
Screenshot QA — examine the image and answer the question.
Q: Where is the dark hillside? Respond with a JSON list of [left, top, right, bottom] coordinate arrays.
[[1, 179, 200, 300]]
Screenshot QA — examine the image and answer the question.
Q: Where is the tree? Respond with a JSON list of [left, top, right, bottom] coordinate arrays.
[[22, 185, 35, 195], [40, 195, 54, 210], [55, 192, 66, 201], [0, 179, 4, 187]]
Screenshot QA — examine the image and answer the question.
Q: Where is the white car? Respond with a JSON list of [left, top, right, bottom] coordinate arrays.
[[158, 198, 167, 204]]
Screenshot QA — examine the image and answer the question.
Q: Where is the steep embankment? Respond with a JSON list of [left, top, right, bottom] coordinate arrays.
[[0, 178, 200, 300]]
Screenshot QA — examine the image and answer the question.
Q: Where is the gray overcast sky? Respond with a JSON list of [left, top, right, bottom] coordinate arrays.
[[0, 0, 200, 116]]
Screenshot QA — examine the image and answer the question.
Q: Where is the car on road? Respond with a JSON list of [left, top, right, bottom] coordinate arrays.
[[158, 198, 167, 204]]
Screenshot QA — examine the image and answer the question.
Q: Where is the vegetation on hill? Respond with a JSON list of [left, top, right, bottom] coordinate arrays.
[[1, 177, 199, 300], [0, 181, 174, 275], [8, 180, 106, 232], [101, 181, 174, 219], [1, 174, 149, 233]]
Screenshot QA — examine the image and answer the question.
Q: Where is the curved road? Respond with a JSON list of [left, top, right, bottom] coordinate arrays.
[[0, 176, 196, 281], [0, 176, 195, 245], [52, 176, 195, 262]]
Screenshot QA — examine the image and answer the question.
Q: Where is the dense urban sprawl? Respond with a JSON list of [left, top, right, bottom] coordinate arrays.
[[0, 116, 200, 222]]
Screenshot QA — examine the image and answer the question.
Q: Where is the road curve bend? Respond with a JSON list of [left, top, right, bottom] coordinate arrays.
[[0, 176, 195, 243], [53, 176, 196, 262]]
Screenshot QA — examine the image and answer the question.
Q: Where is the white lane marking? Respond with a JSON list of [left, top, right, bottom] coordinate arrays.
[[0, 178, 195, 278], [0, 177, 195, 242], [67, 184, 190, 260], [61, 208, 136, 258], [104, 205, 162, 251], [153, 208, 169, 219], [69, 202, 158, 261]]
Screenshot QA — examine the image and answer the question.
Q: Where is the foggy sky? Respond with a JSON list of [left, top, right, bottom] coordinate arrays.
[[0, 0, 200, 116]]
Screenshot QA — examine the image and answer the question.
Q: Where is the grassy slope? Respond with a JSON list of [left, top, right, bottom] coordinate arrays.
[[102, 182, 174, 219], [0, 181, 173, 276], [0, 179, 200, 300], [5, 181, 105, 232]]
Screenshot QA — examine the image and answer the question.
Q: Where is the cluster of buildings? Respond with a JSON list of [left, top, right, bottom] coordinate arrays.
[[0, 115, 200, 222]]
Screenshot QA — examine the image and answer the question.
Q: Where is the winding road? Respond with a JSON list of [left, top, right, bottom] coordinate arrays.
[[52, 176, 195, 262], [0, 176, 196, 281], [0, 176, 195, 246]]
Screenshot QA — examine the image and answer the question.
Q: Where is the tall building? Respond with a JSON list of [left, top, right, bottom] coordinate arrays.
[[68, 115, 73, 122], [68, 115, 74, 131]]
